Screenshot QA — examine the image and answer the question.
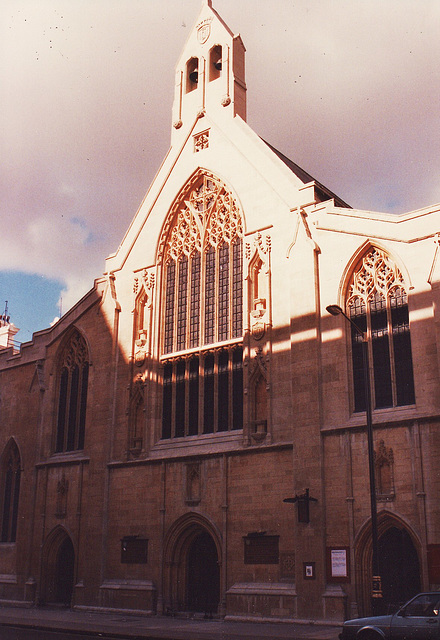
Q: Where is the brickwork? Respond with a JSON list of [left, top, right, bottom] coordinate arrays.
[[1, 1, 440, 624]]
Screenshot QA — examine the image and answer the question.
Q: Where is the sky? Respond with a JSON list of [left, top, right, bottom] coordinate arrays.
[[1, 0, 440, 343]]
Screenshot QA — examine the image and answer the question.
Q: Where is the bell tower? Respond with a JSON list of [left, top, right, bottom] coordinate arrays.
[[171, 0, 246, 144]]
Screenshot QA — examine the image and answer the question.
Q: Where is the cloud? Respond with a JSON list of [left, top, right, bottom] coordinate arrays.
[[1, 0, 440, 332]]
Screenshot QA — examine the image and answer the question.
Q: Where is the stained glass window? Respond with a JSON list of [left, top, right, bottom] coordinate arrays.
[[347, 248, 415, 412], [161, 174, 244, 438], [55, 331, 89, 452]]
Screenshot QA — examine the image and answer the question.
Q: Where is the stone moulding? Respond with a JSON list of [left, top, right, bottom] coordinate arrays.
[[226, 582, 297, 621], [226, 582, 296, 596]]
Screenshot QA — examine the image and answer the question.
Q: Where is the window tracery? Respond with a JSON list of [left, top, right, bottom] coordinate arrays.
[[0, 440, 21, 543], [55, 331, 89, 453], [160, 173, 243, 439], [346, 247, 415, 411]]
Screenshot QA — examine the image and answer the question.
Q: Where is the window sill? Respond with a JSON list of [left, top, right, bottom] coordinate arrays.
[[36, 451, 90, 468], [151, 430, 244, 459], [321, 403, 427, 433]]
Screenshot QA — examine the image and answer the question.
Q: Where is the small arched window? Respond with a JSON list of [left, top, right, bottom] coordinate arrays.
[[209, 45, 222, 81], [0, 440, 21, 543], [55, 331, 89, 452], [186, 57, 199, 93], [346, 247, 415, 411]]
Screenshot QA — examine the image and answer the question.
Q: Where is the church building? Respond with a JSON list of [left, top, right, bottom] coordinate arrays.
[[1, 1, 440, 623]]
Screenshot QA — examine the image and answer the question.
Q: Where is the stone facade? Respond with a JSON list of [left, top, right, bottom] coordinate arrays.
[[1, 0, 440, 623]]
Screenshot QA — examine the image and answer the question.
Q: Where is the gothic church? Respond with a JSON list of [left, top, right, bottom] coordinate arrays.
[[1, 1, 440, 623]]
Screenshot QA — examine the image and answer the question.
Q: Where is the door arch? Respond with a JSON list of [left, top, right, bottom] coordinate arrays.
[[40, 526, 75, 606], [355, 513, 421, 615], [163, 513, 222, 615]]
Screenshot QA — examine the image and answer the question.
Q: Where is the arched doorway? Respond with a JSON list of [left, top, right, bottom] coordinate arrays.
[[356, 514, 421, 615], [40, 527, 75, 606], [378, 526, 420, 609], [187, 530, 220, 614], [163, 513, 222, 616]]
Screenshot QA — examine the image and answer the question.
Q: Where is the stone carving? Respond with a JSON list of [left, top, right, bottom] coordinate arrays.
[[186, 462, 201, 505], [246, 233, 271, 341], [134, 270, 155, 366], [55, 475, 69, 518], [194, 130, 210, 153], [197, 17, 212, 44], [165, 173, 242, 262], [61, 332, 88, 370], [374, 440, 395, 500], [349, 247, 405, 301]]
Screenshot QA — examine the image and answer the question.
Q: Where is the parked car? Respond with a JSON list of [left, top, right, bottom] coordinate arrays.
[[340, 592, 440, 639]]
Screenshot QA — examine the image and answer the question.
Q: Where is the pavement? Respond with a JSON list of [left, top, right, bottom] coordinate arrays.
[[0, 605, 342, 640]]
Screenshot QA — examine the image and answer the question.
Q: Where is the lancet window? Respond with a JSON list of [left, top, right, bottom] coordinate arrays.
[[346, 247, 415, 412], [0, 440, 21, 543], [161, 173, 243, 438], [55, 331, 89, 452]]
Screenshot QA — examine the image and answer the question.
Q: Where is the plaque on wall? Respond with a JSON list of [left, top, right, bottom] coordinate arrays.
[[121, 537, 148, 564], [243, 534, 279, 565]]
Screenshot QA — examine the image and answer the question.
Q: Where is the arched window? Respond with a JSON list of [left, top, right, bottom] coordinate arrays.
[[161, 173, 243, 438], [0, 440, 21, 543], [346, 247, 415, 411], [186, 57, 199, 93], [209, 45, 222, 81], [55, 331, 89, 452]]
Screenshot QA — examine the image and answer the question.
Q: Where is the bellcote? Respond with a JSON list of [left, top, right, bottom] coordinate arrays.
[[171, 1, 246, 143]]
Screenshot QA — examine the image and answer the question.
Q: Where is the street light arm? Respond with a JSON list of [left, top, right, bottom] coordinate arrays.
[[325, 304, 365, 340]]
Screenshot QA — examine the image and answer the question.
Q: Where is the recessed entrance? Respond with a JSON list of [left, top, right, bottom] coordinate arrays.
[[40, 527, 75, 606], [356, 514, 421, 615], [378, 526, 420, 610], [187, 530, 220, 614], [163, 513, 222, 616]]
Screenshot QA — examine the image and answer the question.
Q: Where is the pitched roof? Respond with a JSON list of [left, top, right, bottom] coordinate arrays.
[[263, 139, 351, 209]]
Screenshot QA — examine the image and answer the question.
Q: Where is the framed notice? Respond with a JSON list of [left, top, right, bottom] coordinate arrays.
[[303, 562, 315, 580], [326, 547, 350, 583]]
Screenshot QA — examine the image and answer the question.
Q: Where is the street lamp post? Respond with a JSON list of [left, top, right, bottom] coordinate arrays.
[[326, 304, 382, 611]]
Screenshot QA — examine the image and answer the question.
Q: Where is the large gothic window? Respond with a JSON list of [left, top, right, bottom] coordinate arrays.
[[346, 247, 415, 412], [161, 173, 243, 438], [0, 440, 21, 543], [55, 331, 89, 452]]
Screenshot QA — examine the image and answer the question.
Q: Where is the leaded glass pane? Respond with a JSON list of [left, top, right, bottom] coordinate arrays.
[[188, 356, 199, 435], [232, 347, 243, 430], [175, 360, 186, 437], [1, 463, 12, 542], [56, 368, 69, 452], [218, 350, 229, 431], [218, 243, 229, 342], [390, 288, 415, 405], [204, 247, 215, 345], [162, 363, 173, 439], [232, 238, 243, 338], [189, 253, 201, 348], [371, 293, 392, 408], [1, 445, 21, 543], [349, 297, 367, 412], [164, 261, 176, 354], [177, 257, 188, 351], [78, 363, 89, 450], [203, 354, 215, 433]]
